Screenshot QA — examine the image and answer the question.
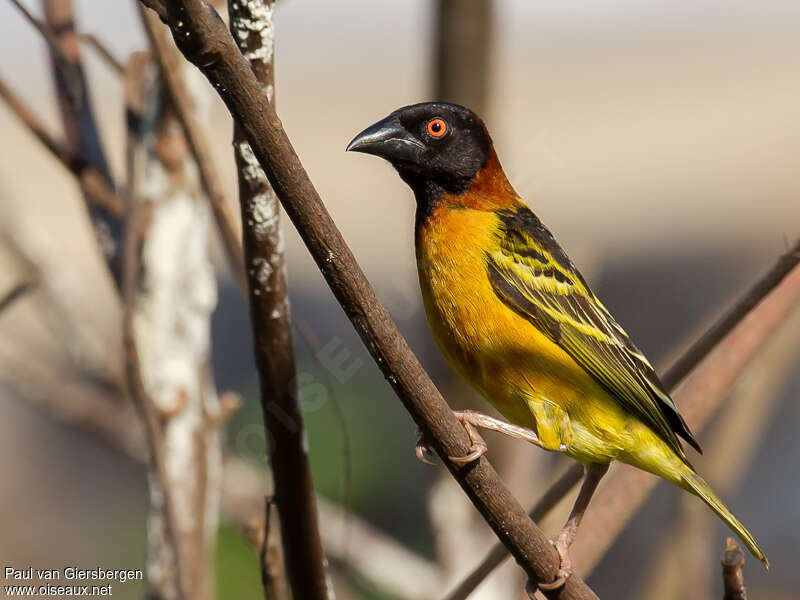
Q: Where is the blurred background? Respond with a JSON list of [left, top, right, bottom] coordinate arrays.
[[0, 0, 798, 598]]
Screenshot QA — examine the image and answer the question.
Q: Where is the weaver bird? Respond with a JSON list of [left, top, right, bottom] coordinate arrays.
[[347, 102, 768, 587]]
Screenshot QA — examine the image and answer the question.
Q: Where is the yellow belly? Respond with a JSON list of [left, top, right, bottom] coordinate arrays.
[[416, 206, 679, 471]]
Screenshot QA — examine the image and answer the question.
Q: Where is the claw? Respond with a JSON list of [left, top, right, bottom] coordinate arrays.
[[448, 441, 487, 464], [448, 419, 488, 464], [415, 429, 437, 466], [537, 538, 572, 591]]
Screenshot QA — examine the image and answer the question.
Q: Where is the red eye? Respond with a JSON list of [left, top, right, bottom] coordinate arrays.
[[427, 118, 447, 138]]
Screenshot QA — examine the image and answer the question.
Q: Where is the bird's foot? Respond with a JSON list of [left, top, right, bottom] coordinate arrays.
[[537, 536, 573, 591], [414, 412, 490, 466], [449, 413, 488, 464], [415, 428, 437, 465]]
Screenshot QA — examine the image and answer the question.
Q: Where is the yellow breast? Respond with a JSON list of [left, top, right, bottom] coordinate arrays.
[[415, 203, 635, 463]]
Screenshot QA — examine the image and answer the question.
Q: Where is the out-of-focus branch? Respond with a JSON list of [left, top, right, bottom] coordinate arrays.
[[721, 539, 747, 600], [444, 240, 800, 600], [569, 257, 800, 573], [225, 454, 442, 600], [122, 202, 190, 600], [0, 350, 143, 460], [138, 5, 246, 290], [77, 33, 124, 75], [123, 44, 224, 600], [9, 0, 71, 65], [141, 2, 599, 597], [9, 0, 123, 76], [319, 499, 443, 599], [443, 467, 583, 600], [227, 1, 330, 598], [641, 307, 800, 599], [433, 0, 493, 116], [2, 361, 441, 600], [242, 500, 290, 600], [0, 76, 125, 219], [42, 0, 124, 285], [0, 280, 36, 316], [662, 240, 800, 389]]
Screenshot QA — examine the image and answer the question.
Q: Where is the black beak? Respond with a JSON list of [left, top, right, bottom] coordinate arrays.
[[346, 114, 424, 164]]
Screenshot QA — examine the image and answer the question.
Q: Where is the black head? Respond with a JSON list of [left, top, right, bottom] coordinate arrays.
[[346, 102, 491, 196]]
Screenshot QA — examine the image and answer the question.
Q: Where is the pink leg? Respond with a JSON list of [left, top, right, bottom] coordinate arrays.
[[415, 409, 545, 465], [537, 462, 609, 591]]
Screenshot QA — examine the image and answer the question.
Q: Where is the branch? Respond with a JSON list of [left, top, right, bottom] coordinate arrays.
[[0, 279, 36, 316], [138, 5, 247, 290], [123, 43, 225, 599], [443, 467, 583, 600], [434, 0, 493, 116], [122, 202, 190, 600], [0, 75, 125, 219], [241, 500, 290, 600], [318, 500, 443, 599], [8, 0, 71, 66], [662, 240, 800, 388], [1, 349, 440, 600], [77, 33, 125, 75], [569, 251, 800, 573], [639, 310, 800, 598], [227, 1, 330, 598], [721, 539, 747, 600], [41, 0, 123, 285], [445, 239, 800, 599], [142, 1, 598, 597]]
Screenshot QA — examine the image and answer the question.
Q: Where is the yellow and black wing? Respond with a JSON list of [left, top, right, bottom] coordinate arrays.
[[487, 206, 701, 461]]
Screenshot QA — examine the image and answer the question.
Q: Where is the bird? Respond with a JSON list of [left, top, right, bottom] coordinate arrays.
[[346, 102, 768, 588]]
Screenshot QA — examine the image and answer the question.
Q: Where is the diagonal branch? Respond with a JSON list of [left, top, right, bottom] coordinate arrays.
[[445, 239, 800, 599], [0, 279, 37, 316], [0, 75, 125, 220], [41, 0, 124, 285], [661, 240, 800, 389], [77, 32, 125, 75], [141, 1, 598, 597]]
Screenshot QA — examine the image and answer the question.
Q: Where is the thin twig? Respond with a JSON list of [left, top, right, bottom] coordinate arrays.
[[0, 76, 125, 219], [261, 499, 290, 600], [721, 538, 747, 600], [0, 279, 36, 316], [78, 33, 125, 75], [142, 1, 600, 597], [138, 5, 247, 291], [662, 241, 800, 388], [242, 499, 290, 600], [444, 240, 800, 599]]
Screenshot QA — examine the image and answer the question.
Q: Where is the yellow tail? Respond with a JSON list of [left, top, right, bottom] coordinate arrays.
[[681, 469, 769, 568]]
